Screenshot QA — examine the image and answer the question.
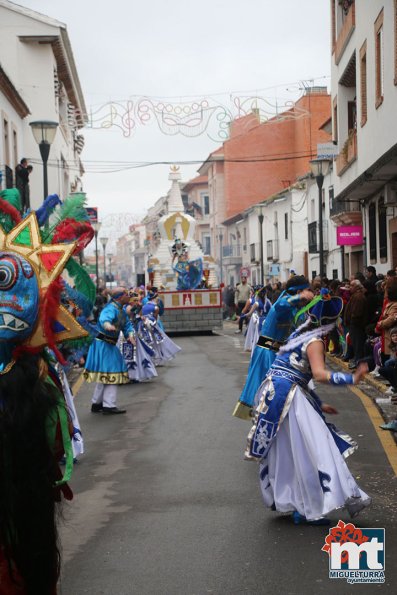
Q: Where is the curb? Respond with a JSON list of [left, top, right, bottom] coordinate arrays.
[[326, 354, 397, 441]]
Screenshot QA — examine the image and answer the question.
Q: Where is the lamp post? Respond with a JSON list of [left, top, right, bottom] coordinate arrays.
[[310, 158, 331, 280], [258, 206, 264, 285], [29, 121, 58, 202], [107, 252, 113, 285], [100, 237, 108, 288], [218, 228, 224, 285], [92, 221, 102, 292]]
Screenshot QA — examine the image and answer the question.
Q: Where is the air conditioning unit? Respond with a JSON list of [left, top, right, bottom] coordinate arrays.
[[384, 183, 397, 206]]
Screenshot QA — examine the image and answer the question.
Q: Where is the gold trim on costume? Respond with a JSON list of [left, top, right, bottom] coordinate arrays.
[[232, 401, 253, 421], [0, 359, 16, 375], [83, 371, 130, 384]]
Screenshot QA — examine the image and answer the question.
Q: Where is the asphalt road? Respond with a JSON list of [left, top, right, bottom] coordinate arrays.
[[59, 325, 397, 595]]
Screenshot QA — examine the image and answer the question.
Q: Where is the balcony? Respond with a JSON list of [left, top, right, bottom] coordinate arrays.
[[222, 243, 242, 266], [335, 1, 355, 65], [308, 221, 329, 254], [266, 239, 279, 262], [330, 195, 362, 226], [336, 129, 357, 176]]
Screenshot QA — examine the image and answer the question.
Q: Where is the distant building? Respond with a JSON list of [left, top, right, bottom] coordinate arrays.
[[198, 88, 331, 268]]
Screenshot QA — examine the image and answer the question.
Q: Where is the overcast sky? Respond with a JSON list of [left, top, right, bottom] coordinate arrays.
[[19, 0, 331, 225]]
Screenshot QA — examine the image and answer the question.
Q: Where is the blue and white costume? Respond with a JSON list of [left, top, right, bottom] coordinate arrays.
[[245, 326, 371, 521], [244, 296, 272, 353], [84, 297, 134, 410], [141, 302, 181, 365], [233, 288, 307, 420], [119, 307, 158, 382]]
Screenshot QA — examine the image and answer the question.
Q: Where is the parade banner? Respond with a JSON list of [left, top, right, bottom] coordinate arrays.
[[336, 226, 363, 246], [158, 289, 221, 309]]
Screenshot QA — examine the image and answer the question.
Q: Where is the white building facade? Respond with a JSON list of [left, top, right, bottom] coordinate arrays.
[[0, 0, 86, 207], [331, 0, 397, 274]]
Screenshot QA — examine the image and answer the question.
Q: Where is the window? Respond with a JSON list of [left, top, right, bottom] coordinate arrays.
[[360, 41, 367, 126], [329, 186, 335, 213], [333, 97, 338, 143], [308, 222, 317, 253], [202, 235, 211, 255], [368, 202, 377, 261], [284, 213, 288, 240], [310, 198, 315, 221], [378, 197, 388, 260], [332, 269, 338, 280], [250, 243, 256, 263], [375, 9, 384, 108], [3, 117, 10, 165], [12, 128, 18, 168], [203, 195, 210, 215], [243, 227, 247, 251]]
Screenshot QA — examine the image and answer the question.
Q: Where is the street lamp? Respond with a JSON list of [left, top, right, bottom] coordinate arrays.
[[29, 121, 58, 201], [217, 228, 224, 285], [107, 252, 113, 285], [92, 221, 102, 292], [257, 205, 264, 285], [310, 158, 331, 280], [100, 236, 108, 287]]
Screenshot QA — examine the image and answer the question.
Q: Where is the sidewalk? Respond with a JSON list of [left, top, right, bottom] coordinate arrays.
[[327, 354, 397, 435]]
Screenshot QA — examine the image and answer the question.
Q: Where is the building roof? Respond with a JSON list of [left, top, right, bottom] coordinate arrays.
[[197, 147, 224, 175], [221, 212, 245, 226], [181, 174, 208, 192], [1, 0, 87, 126], [0, 63, 30, 117]]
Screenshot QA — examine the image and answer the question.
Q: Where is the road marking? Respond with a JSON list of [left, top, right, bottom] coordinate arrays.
[[349, 385, 397, 476], [72, 372, 84, 397]]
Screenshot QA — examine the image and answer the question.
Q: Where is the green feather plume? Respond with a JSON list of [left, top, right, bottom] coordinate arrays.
[[65, 257, 96, 308]]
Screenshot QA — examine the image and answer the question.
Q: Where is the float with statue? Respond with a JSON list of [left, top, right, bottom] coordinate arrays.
[[147, 168, 222, 333]]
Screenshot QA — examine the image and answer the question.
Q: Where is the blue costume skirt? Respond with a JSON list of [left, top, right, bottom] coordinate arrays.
[[233, 345, 276, 420], [84, 337, 129, 384]]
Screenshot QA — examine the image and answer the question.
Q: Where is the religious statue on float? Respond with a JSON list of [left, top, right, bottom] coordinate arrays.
[[171, 237, 203, 290]]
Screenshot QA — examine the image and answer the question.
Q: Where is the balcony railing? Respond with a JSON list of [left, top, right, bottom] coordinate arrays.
[[222, 244, 241, 258], [329, 197, 362, 226], [335, 1, 355, 65], [336, 129, 357, 176]]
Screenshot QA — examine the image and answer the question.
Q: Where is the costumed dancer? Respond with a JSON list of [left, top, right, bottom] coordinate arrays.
[[141, 300, 181, 365], [244, 287, 272, 353], [245, 289, 371, 524], [84, 287, 135, 414], [171, 237, 203, 290], [119, 291, 158, 382], [0, 190, 95, 593], [233, 276, 314, 420]]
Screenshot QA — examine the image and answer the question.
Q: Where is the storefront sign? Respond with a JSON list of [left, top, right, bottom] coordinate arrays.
[[336, 225, 363, 246], [85, 207, 98, 223]]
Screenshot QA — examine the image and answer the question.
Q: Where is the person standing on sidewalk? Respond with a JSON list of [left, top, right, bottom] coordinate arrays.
[[343, 280, 367, 369], [84, 287, 135, 414], [234, 274, 251, 333]]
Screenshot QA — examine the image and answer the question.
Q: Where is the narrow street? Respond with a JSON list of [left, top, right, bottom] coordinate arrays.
[[60, 325, 397, 595]]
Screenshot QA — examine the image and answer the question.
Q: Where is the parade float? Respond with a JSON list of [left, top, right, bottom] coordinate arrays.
[[147, 167, 222, 333]]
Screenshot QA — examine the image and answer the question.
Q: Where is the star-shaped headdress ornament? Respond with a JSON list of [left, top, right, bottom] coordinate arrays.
[[0, 212, 88, 349]]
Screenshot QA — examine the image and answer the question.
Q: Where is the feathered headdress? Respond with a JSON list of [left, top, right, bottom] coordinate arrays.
[[0, 191, 95, 368]]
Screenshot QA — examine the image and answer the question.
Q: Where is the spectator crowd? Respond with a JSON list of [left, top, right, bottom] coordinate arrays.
[[223, 265, 397, 432]]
